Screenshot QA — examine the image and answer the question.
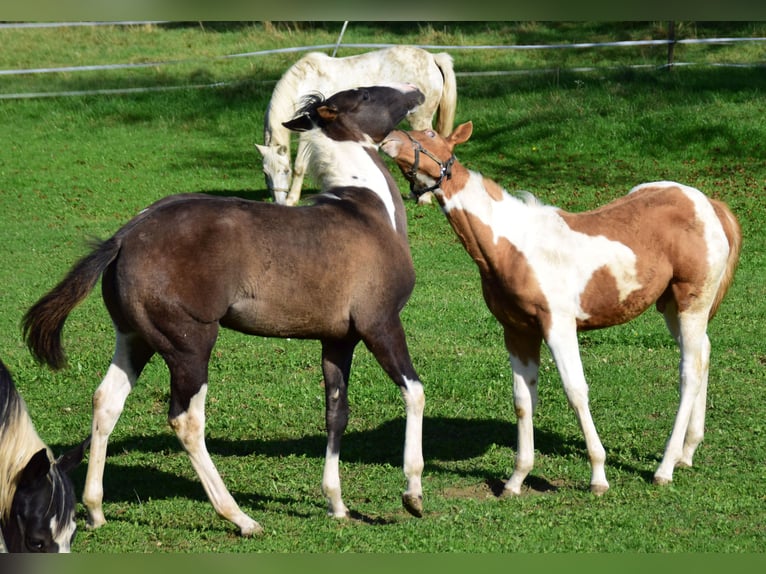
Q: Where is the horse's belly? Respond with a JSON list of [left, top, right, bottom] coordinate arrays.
[[222, 297, 349, 339]]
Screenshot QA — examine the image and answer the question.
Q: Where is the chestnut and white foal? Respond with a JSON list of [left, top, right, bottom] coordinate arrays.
[[382, 121, 741, 495]]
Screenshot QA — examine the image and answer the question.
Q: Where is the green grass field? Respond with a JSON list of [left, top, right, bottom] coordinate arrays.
[[0, 22, 764, 553]]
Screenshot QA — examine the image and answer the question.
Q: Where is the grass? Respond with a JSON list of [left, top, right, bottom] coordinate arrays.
[[0, 22, 765, 554]]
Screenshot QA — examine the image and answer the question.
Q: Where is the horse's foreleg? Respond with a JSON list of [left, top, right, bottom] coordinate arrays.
[[504, 353, 540, 495], [286, 136, 308, 206], [320, 340, 354, 518], [399, 377, 425, 517], [362, 323, 425, 517], [169, 381, 263, 536], [546, 322, 609, 494], [83, 332, 149, 530], [654, 313, 711, 485]]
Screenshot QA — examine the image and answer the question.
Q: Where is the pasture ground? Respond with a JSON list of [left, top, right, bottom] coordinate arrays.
[[0, 22, 764, 556]]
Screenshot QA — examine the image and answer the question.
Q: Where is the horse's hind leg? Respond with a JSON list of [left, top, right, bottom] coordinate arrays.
[[362, 320, 425, 517], [654, 306, 711, 484], [83, 330, 153, 530], [320, 339, 355, 518], [165, 348, 263, 537]]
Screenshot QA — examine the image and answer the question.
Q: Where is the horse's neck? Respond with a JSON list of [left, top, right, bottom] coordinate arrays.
[[437, 166, 538, 273], [264, 66, 308, 147], [307, 131, 407, 236]]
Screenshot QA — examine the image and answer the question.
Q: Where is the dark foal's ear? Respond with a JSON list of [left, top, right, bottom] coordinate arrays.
[[56, 435, 91, 474], [316, 104, 339, 122], [282, 114, 314, 133], [18, 449, 51, 489]]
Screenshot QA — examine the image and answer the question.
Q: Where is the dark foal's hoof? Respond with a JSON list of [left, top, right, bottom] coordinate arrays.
[[402, 493, 423, 517]]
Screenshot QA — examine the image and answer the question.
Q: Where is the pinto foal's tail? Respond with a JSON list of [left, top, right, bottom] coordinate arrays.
[[709, 199, 742, 320], [432, 52, 457, 137], [22, 237, 122, 370]]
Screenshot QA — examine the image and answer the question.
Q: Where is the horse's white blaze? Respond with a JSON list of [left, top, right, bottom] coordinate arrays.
[[50, 514, 76, 553]]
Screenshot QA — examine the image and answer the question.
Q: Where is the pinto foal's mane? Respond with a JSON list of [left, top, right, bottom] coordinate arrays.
[[0, 366, 48, 522]]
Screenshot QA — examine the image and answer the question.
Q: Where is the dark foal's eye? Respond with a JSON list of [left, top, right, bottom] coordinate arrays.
[[426, 130, 437, 138]]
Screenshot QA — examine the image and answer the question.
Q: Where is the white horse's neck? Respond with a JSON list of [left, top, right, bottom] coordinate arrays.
[[264, 61, 310, 147], [306, 130, 400, 230]]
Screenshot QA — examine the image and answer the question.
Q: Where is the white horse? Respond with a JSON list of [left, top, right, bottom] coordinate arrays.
[[256, 45, 457, 206]]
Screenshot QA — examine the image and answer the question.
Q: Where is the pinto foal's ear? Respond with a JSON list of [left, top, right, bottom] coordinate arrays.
[[448, 121, 474, 147], [18, 449, 51, 489], [56, 435, 91, 475]]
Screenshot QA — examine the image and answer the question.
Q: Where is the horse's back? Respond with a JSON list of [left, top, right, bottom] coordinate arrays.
[[107, 193, 414, 340]]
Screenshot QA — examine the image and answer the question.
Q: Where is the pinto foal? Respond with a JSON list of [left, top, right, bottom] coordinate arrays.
[[382, 121, 741, 495]]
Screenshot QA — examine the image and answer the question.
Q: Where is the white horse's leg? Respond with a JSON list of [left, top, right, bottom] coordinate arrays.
[[546, 320, 609, 494], [170, 384, 263, 536], [400, 376, 425, 515], [83, 332, 146, 530], [286, 136, 308, 206], [654, 312, 710, 484], [504, 353, 540, 495]]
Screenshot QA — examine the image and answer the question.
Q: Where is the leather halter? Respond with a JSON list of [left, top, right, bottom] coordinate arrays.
[[403, 132, 455, 197]]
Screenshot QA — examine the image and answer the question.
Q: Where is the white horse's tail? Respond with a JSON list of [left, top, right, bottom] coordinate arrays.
[[432, 52, 457, 137]]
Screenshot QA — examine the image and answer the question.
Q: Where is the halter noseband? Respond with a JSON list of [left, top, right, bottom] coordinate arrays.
[[403, 132, 455, 197]]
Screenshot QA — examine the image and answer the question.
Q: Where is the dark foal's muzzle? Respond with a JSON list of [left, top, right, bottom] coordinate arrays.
[[403, 132, 455, 198]]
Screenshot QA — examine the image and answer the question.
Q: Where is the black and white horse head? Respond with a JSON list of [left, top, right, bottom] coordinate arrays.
[[1, 360, 89, 553]]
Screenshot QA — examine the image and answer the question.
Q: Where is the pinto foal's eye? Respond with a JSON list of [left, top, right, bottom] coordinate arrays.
[[425, 130, 436, 138]]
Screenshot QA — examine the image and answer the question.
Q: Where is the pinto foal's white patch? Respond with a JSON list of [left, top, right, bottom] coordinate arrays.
[[441, 172, 643, 321]]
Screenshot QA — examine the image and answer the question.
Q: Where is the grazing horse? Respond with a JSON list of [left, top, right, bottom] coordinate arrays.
[[0, 359, 88, 553], [256, 45, 456, 205], [381, 122, 741, 495], [22, 85, 427, 537]]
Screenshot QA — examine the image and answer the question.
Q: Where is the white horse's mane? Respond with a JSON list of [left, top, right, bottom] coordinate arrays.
[[264, 52, 325, 147]]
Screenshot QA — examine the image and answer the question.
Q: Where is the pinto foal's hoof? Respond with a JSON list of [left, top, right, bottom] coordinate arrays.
[[402, 493, 423, 517], [653, 476, 673, 486], [241, 521, 264, 537], [590, 483, 609, 496]]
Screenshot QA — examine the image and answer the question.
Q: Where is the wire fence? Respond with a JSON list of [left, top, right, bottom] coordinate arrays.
[[2, 21, 765, 100]]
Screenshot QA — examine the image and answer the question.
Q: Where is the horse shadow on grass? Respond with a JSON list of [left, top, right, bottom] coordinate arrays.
[[53, 415, 654, 529]]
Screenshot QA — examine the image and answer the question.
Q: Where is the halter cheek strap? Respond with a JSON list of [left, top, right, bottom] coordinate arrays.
[[403, 132, 455, 197]]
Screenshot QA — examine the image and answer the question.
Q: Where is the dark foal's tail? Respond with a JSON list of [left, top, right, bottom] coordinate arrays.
[[22, 237, 122, 370]]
